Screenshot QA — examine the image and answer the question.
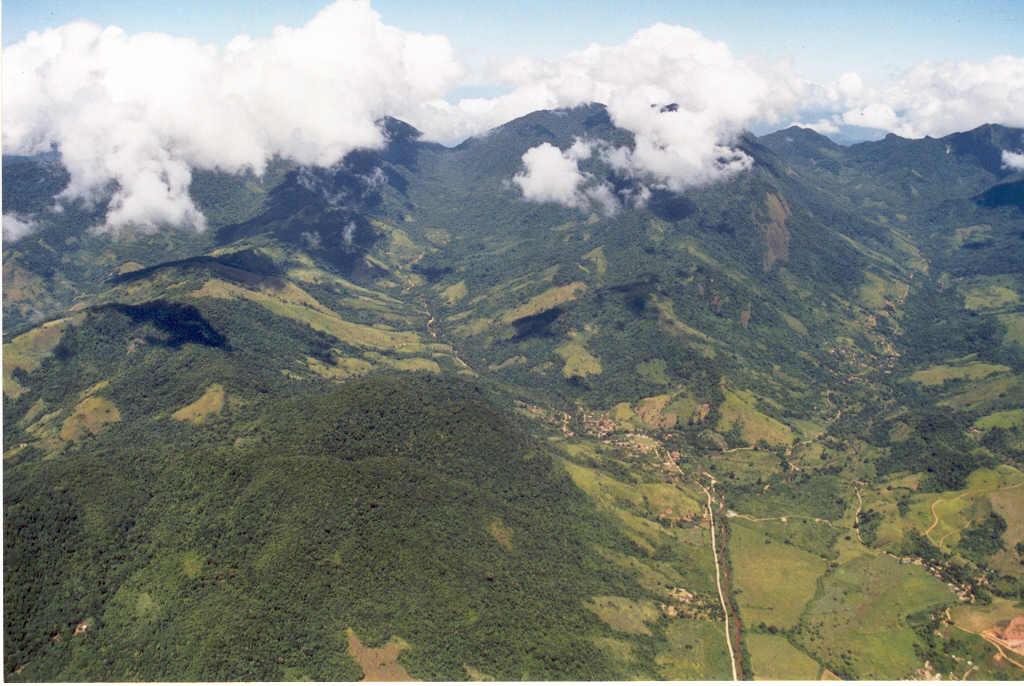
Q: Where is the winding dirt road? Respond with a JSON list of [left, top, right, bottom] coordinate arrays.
[[925, 479, 1024, 545], [948, 621, 1024, 673], [727, 511, 837, 527]]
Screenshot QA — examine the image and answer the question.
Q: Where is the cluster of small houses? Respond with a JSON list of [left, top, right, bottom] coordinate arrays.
[[890, 552, 975, 603], [659, 586, 715, 621], [521, 401, 992, 633], [657, 505, 704, 528]]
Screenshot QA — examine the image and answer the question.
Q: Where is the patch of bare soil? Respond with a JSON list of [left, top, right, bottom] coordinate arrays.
[[991, 615, 1024, 656], [487, 518, 513, 551], [758, 192, 791, 271], [346, 628, 415, 681]]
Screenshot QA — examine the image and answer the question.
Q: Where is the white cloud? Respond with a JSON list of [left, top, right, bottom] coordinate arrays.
[[567, 138, 595, 161], [14, 11, 802, 228], [2, 0, 463, 231], [1004, 150, 1024, 171], [513, 140, 621, 213], [838, 56, 1024, 137], [2, 214, 37, 243], [836, 72, 865, 101], [513, 141, 583, 206], [6, 0, 1023, 232], [842, 103, 900, 131], [583, 182, 621, 215], [419, 24, 805, 190]]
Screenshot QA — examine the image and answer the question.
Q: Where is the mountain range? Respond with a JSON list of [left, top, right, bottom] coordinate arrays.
[[4, 103, 1024, 680]]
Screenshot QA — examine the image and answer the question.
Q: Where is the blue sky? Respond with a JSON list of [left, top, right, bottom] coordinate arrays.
[[5, 0, 1024, 87]]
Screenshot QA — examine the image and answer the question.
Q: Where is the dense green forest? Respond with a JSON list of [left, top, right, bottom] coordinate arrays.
[[4, 107, 1024, 680], [5, 374, 664, 680]]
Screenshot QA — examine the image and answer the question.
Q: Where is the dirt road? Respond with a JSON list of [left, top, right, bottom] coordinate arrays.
[[699, 475, 740, 681]]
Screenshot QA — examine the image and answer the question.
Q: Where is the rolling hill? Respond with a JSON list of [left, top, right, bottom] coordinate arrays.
[[4, 105, 1024, 680]]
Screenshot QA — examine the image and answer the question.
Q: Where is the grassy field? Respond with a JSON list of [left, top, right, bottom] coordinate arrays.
[[729, 474, 846, 521], [584, 596, 660, 636], [557, 438, 718, 600], [172, 384, 226, 423], [860, 484, 913, 550], [711, 449, 783, 485], [939, 374, 1024, 412], [975, 408, 1024, 431], [781, 311, 809, 335], [859, 271, 909, 311], [562, 460, 702, 521], [902, 466, 1024, 551], [796, 554, 953, 679], [556, 339, 602, 378], [608, 391, 702, 431], [999, 313, 1024, 348], [716, 388, 794, 447], [3, 315, 82, 398], [582, 246, 607, 276], [59, 396, 121, 442], [486, 518, 513, 551], [732, 516, 838, 558], [988, 483, 1024, 574], [440, 280, 467, 305], [962, 279, 1020, 312], [306, 355, 375, 380], [500, 282, 586, 323], [909, 361, 1011, 386], [950, 597, 1024, 633], [562, 460, 702, 554], [656, 619, 732, 680], [729, 521, 827, 629], [635, 359, 669, 385], [650, 296, 717, 357], [746, 632, 821, 680], [191, 279, 426, 353], [951, 224, 992, 248]]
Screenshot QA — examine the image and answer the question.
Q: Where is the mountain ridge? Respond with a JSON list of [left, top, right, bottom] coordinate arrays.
[[4, 104, 1024, 681]]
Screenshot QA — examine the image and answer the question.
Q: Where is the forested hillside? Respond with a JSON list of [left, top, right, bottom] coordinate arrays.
[[4, 105, 1024, 680]]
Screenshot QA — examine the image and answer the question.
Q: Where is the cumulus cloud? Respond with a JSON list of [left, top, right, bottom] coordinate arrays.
[[842, 103, 900, 131], [419, 24, 806, 191], [513, 140, 618, 213], [513, 143, 588, 207], [835, 72, 866, 102], [2, 0, 463, 231], [2, 214, 37, 243], [7, 0, 1023, 232], [1004, 150, 1024, 172], [838, 56, 1024, 137]]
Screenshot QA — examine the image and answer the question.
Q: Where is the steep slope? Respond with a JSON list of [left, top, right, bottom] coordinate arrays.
[[5, 374, 668, 680], [4, 108, 1024, 680], [758, 122, 1024, 677], [4, 138, 730, 679], [1, 155, 295, 333], [373, 106, 928, 448]]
